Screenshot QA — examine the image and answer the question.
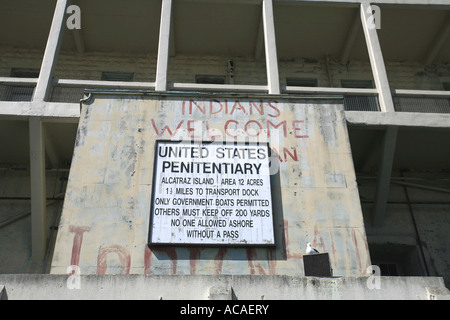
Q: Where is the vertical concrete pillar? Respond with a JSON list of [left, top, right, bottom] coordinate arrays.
[[372, 126, 398, 227], [33, 0, 69, 102], [360, 2, 395, 113], [155, 0, 173, 92], [29, 117, 47, 263], [262, 0, 280, 95]]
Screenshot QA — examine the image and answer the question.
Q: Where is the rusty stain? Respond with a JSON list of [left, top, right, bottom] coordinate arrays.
[[189, 248, 202, 275], [246, 248, 266, 275], [266, 249, 277, 275], [153, 247, 178, 275], [214, 248, 226, 274], [283, 220, 302, 260], [351, 229, 362, 273], [328, 230, 337, 270], [313, 224, 326, 253]]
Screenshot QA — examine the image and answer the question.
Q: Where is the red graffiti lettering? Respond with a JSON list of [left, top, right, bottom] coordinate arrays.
[[151, 119, 184, 137], [283, 148, 298, 162], [96, 244, 131, 275], [210, 99, 224, 115], [182, 99, 280, 118], [249, 101, 263, 116], [69, 225, 91, 268], [267, 120, 287, 138], [225, 120, 239, 138], [244, 120, 263, 137], [293, 120, 309, 138], [246, 248, 266, 275], [230, 101, 247, 115], [283, 220, 302, 259], [187, 120, 201, 138]]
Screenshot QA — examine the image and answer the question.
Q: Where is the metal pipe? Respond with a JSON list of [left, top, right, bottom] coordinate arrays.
[[390, 180, 450, 194], [43, 173, 67, 273], [326, 55, 334, 87], [400, 171, 430, 277], [357, 176, 450, 194], [82, 88, 344, 101], [0, 200, 60, 229], [79, 92, 92, 113]]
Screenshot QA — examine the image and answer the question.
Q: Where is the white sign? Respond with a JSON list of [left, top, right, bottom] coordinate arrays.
[[149, 141, 275, 246]]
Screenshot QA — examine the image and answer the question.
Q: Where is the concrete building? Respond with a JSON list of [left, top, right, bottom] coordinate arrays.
[[0, 0, 450, 300]]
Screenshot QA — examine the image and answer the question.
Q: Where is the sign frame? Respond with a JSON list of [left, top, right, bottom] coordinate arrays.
[[147, 140, 276, 248]]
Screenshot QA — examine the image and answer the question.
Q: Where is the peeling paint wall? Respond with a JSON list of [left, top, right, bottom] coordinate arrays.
[[50, 94, 371, 276]]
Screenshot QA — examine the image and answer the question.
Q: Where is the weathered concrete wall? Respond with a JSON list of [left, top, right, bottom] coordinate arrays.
[[0, 274, 449, 300], [50, 94, 370, 276]]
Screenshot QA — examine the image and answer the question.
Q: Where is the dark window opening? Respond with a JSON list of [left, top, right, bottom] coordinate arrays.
[[195, 75, 226, 85], [286, 78, 318, 87], [10, 68, 40, 78], [101, 72, 134, 82], [341, 80, 374, 89], [369, 242, 426, 277]]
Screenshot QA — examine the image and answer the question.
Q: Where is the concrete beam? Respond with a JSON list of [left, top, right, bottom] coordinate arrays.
[[359, 133, 383, 173], [33, 0, 69, 102], [72, 29, 86, 54], [155, 0, 173, 91], [340, 10, 361, 65], [360, 2, 395, 113], [178, 0, 450, 5], [424, 15, 450, 65], [262, 0, 280, 94], [70, 1, 85, 54], [169, 15, 176, 57], [372, 126, 398, 227], [29, 117, 47, 262], [254, 16, 264, 61], [0, 102, 80, 121], [44, 124, 60, 169]]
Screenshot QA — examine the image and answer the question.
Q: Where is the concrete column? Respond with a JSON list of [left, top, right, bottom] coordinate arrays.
[[29, 117, 47, 263], [372, 126, 398, 227], [155, 0, 173, 92], [340, 11, 361, 65], [262, 0, 280, 95], [33, 0, 69, 102], [360, 2, 395, 113], [424, 15, 450, 65]]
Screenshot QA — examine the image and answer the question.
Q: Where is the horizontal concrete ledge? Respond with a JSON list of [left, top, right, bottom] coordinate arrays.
[[0, 274, 448, 300], [345, 111, 450, 128], [0, 102, 80, 122]]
